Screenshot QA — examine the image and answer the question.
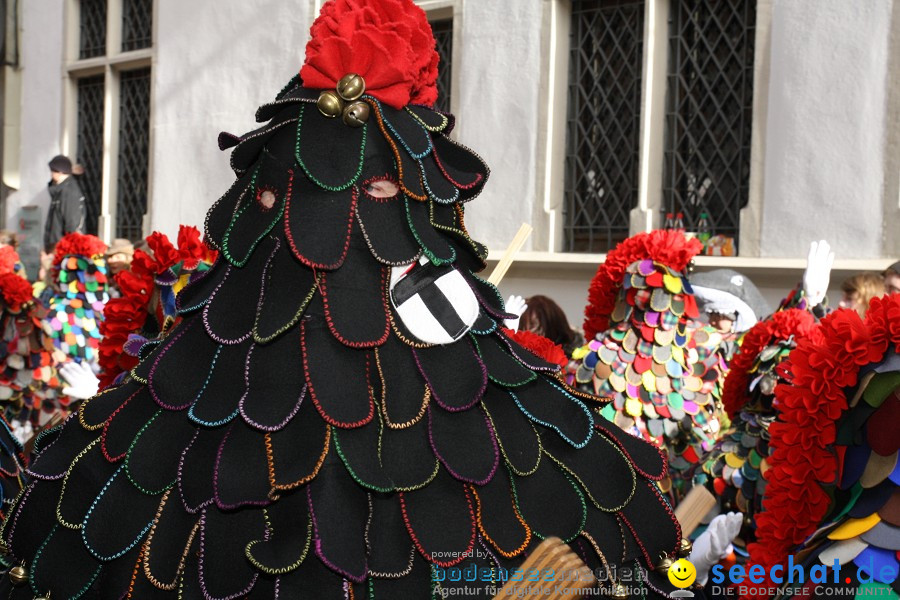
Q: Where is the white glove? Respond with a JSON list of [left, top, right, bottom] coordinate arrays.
[[59, 360, 101, 401], [802, 240, 834, 307], [689, 512, 743, 585], [503, 295, 528, 331]]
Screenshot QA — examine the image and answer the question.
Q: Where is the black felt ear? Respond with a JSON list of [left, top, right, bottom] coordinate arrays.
[[266, 389, 330, 491], [474, 335, 537, 388], [399, 466, 476, 566], [81, 466, 160, 560], [284, 177, 357, 270], [406, 105, 450, 133], [255, 93, 314, 123], [214, 420, 273, 509], [295, 103, 367, 190], [176, 259, 227, 314], [177, 427, 223, 514], [240, 334, 306, 431], [229, 108, 299, 171], [479, 383, 541, 477], [253, 240, 317, 343], [126, 409, 196, 495], [431, 134, 488, 201], [428, 405, 499, 485], [509, 376, 594, 449], [199, 505, 267, 599], [405, 198, 455, 264], [472, 467, 532, 558], [366, 493, 416, 576], [308, 450, 369, 582], [318, 221, 390, 348], [205, 169, 255, 249], [203, 236, 276, 345], [333, 419, 393, 492], [379, 418, 440, 490], [302, 318, 375, 428], [143, 488, 200, 590], [356, 192, 422, 266], [412, 338, 486, 411], [375, 341, 429, 428], [149, 317, 221, 410], [30, 525, 102, 599], [511, 455, 586, 542], [245, 488, 311, 575]]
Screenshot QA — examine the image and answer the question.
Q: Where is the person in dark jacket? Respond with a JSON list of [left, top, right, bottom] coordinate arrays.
[[43, 154, 86, 252]]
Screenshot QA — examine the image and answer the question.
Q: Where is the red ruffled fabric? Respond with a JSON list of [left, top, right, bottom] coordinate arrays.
[[743, 295, 900, 599], [721, 309, 819, 419], [300, 0, 439, 109], [502, 328, 568, 370], [583, 230, 702, 340], [0, 272, 34, 312], [53, 232, 107, 265], [0, 245, 20, 275]]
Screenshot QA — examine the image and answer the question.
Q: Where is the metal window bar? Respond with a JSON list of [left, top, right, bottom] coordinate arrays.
[[76, 75, 105, 236], [663, 0, 756, 253], [116, 68, 151, 241], [564, 0, 644, 253], [431, 18, 453, 114], [79, 0, 107, 60], [122, 0, 152, 52]]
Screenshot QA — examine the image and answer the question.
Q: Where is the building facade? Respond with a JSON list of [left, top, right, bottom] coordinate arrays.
[[3, 0, 899, 323]]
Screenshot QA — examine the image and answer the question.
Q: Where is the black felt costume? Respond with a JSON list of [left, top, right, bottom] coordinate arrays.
[[0, 2, 684, 598]]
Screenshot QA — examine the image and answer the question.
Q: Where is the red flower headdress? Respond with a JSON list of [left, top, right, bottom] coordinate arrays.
[[743, 295, 900, 598], [583, 230, 702, 340], [502, 328, 568, 370], [52, 232, 107, 265], [300, 0, 439, 109], [0, 272, 34, 312], [721, 308, 820, 419]]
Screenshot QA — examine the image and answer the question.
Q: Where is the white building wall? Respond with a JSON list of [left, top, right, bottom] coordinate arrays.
[[760, 0, 894, 259]]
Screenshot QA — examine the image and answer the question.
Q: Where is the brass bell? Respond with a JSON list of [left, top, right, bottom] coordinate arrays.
[[317, 90, 344, 118], [342, 101, 370, 127], [8, 563, 28, 586], [337, 73, 366, 101], [611, 581, 629, 600], [677, 538, 693, 557], [35, 593, 51, 600], [654, 554, 674, 575]]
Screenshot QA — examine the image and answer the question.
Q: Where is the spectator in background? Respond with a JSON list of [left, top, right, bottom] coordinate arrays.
[[105, 238, 134, 276], [519, 295, 584, 358], [884, 261, 900, 295], [838, 272, 884, 318], [43, 155, 85, 253]]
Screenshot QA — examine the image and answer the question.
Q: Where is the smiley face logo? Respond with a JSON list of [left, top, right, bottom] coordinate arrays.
[[667, 558, 696, 588]]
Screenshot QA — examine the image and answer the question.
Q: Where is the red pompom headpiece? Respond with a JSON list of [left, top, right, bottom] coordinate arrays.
[[53, 232, 107, 265], [583, 230, 702, 339], [300, 0, 439, 109], [0, 272, 34, 312]]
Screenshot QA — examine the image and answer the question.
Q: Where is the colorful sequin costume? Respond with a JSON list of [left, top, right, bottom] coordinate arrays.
[[0, 1, 685, 597], [98, 227, 217, 390], [0, 253, 65, 427], [694, 308, 820, 548], [41, 233, 109, 364], [740, 295, 900, 599], [576, 230, 722, 494]]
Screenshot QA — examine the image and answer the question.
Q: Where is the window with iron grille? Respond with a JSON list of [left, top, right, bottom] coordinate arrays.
[[663, 0, 756, 253], [431, 18, 453, 114], [79, 0, 108, 60], [76, 75, 105, 236], [121, 0, 152, 52], [564, 0, 644, 253], [117, 68, 151, 241]]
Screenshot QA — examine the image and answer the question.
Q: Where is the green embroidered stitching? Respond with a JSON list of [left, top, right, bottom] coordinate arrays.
[[125, 410, 176, 496], [481, 403, 542, 477], [295, 104, 367, 191], [469, 335, 537, 388], [252, 274, 319, 344], [544, 442, 636, 512], [244, 514, 312, 575], [507, 462, 586, 544], [221, 168, 288, 268], [57, 438, 104, 530]]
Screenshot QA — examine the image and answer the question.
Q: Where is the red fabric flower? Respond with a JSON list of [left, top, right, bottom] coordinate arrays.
[[745, 297, 900, 600], [502, 328, 568, 370], [53, 232, 107, 265], [300, 0, 439, 109], [583, 230, 702, 339], [177, 225, 209, 271], [0, 272, 33, 312], [146, 232, 180, 273], [0, 246, 20, 275]]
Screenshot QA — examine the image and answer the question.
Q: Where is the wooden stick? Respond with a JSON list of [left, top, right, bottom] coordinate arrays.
[[487, 223, 533, 286], [673, 485, 718, 537], [494, 537, 596, 599]]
